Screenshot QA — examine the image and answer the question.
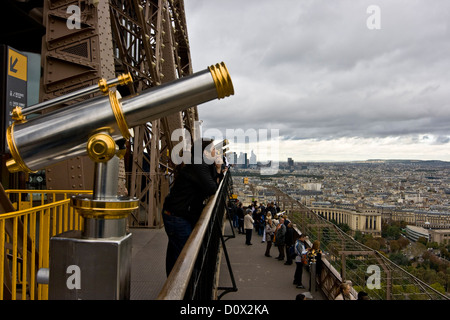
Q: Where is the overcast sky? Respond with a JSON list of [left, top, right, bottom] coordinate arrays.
[[184, 0, 450, 162]]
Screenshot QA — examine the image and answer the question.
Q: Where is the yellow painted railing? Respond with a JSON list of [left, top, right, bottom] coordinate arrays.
[[1, 190, 92, 300]]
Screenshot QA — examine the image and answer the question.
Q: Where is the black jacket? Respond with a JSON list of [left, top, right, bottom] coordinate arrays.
[[163, 163, 222, 224], [236, 207, 244, 219], [285, 226, 294, 246]]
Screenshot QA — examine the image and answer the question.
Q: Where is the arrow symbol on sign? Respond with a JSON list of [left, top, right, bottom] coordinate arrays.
[[10, 57, 18, 73]]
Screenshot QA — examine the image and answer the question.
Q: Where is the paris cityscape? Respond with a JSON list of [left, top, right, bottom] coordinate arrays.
[[228, 153, 450, 294]]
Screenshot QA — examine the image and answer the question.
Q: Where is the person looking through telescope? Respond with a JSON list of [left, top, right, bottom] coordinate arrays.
[[162, 138, 225, 276]]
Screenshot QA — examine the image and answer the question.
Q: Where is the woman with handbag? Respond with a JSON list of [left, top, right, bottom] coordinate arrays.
[[293, 233, 308, 289]]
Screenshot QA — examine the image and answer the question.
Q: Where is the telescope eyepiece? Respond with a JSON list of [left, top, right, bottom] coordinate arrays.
[[208, 62, 234, 99]]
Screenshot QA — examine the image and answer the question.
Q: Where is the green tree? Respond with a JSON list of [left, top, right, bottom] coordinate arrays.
[[337, 223, 351, 234], [354, 231, 363, 242], [430, 282, 446, 294], [389, 252, 410, 266], [366, 238, 381, 251], [417, 236, 428, 246], [382, 221, 403, 240], [397, 236, 410, 249], [410, 242, 426, 258], [427, 241, 439, 249], [390, 240, 400, 252]]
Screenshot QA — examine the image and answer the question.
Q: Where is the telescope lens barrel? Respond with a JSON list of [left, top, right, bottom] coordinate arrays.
[[6, 62, 234, 173]]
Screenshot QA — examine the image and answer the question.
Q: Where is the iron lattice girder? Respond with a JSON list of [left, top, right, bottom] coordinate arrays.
[[38, 0, 197, 226], [110, 0, 197, 227], [109, 0, 162, 89]]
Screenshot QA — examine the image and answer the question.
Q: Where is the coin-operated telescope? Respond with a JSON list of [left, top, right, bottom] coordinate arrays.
[[6, 62, 234, 299]]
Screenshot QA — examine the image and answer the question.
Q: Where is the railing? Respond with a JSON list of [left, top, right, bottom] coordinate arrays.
[[0, 189, 92, 300], [157, 170, 237, 300]]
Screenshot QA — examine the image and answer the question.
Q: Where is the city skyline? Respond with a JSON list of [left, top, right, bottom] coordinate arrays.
[[223, 137, 450, 163], [184, 1, 450, 162], [227, 151, 450, 165]]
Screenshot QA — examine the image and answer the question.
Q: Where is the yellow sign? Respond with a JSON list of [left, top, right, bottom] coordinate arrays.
[[8, 48, 27, 81]]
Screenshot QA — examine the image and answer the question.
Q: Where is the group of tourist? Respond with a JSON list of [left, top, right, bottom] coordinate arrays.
[[229, 199, 371, 300], [230, 200, 321, 290]]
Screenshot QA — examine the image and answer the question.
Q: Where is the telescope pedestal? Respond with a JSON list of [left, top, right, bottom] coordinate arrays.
[[48, 156, 138, 300], [47, 194, 138, 300], [48, 229, 132, 300]]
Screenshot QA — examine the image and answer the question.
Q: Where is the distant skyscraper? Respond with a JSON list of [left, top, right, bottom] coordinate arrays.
[[250, 150, 257, 165], [227, 152, 238, 165], [288, 157, 294, 167], [237, 152, 248, 168]]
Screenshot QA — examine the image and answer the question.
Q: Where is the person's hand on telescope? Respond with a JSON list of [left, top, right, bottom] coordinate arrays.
[[214, 155, 223, 173]]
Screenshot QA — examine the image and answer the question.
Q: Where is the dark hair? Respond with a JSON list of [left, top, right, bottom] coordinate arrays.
[[172, 137, 214, 180], [191, 138, 214, 164], [357, 291, 369, 300], [296, 293, 306, 301]]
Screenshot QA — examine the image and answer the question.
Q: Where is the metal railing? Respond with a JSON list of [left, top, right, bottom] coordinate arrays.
[[1, 190, 92, 300], [157, 170, 237, 300]]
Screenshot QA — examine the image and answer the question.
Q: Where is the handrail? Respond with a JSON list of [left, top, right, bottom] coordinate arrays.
[[4, 189, 93, 210], [157, 170, 230, 300], [1, 189, 92, 300]]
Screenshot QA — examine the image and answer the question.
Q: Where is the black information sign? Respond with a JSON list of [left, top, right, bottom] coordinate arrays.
[[2, 45, 28, 153]]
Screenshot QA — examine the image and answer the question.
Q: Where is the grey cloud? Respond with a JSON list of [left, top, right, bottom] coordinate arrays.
[[186, 0, 450, 145]]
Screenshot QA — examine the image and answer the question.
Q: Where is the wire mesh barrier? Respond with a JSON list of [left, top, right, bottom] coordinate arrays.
[[271, 187, 449, 300], [157, 170, 237, 300], [0, 189, 91, 300]]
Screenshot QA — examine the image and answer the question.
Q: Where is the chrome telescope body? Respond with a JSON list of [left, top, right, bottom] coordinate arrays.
[[6, 62, 234, 173]]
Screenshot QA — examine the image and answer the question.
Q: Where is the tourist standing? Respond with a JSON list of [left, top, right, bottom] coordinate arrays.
[[162, 138, 223, 276], [244, 209, 255, 245], [264, 218, 275, 257], [293, 234, 308, 288], [274, 217, 286, 260], [284, 222, 294, 265]]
